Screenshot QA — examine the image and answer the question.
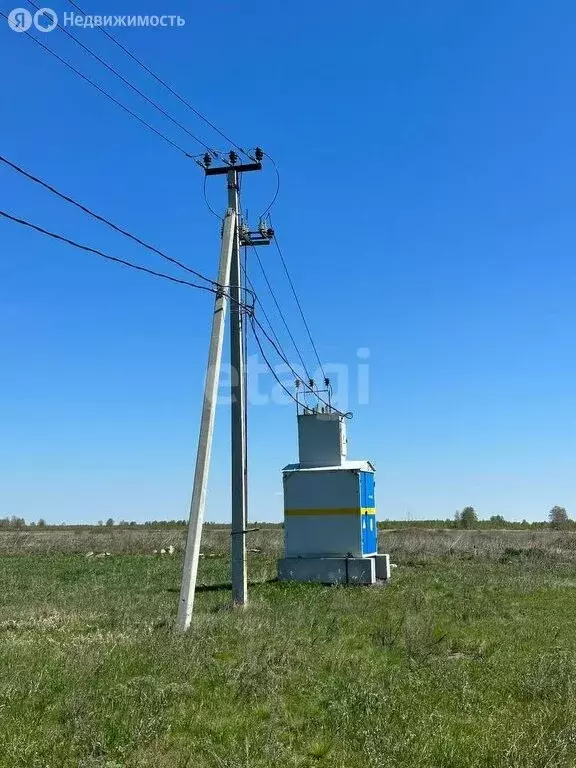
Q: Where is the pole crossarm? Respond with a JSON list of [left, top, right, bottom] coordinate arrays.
[[205, 162, 262, 176]]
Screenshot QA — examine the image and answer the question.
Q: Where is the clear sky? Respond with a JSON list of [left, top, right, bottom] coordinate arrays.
[[1, 0, 575, 524]]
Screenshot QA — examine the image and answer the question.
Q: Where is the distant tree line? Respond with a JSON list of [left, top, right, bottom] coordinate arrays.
[[381, 505, 573, 530], [0, 517, 188, 530], [0, 507, 572, 530], [0, 518, 270, 530], [0, 516, 27, 529]]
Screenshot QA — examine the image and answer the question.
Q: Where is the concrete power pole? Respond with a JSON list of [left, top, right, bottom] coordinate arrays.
[[176, 150, 270, 629], [227, 168, 248, 606], [176, 209, 236, 632]]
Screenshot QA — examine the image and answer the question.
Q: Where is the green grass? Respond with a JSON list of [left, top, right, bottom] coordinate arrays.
[[2, 540, 576, 766]]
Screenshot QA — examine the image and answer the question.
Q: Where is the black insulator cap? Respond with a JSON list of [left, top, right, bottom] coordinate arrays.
[[203, 153, 212, 168], [255, 146, 264, 162], [229, 151, 238, 165], [266, 228, 275, 239], [308, 379, 315, 389], [324, 378, 330, 387]]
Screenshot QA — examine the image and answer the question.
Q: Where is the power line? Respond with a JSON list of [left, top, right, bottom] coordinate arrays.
[[66, 0, 252, 161], [249, 317, 301, 409], [270, 221, 327, 381], [0, 12, 193, 159], [203, 175, 223, 221], [236, 185, 317, 392], [251, 315, 348, 418], [241, 261, 290, 365], [27, 1, 216, 157], [252, 315, 302, 383], [0, 153, 216, 286], [260, 151, 280, 219], [248, 245, 312, 380], [0, 209, 222, 295]]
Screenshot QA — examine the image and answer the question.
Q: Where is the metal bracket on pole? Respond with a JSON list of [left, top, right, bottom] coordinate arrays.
[[175, 209, 236, 632]]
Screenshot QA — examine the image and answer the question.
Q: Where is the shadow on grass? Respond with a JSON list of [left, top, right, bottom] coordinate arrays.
[[166, 578, 278, 594]]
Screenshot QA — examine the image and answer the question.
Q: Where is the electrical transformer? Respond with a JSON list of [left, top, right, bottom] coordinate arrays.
[[277, 410, 390, 585]]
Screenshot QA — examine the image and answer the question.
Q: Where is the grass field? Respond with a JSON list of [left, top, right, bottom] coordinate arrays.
[[2, 529, 576, 767]]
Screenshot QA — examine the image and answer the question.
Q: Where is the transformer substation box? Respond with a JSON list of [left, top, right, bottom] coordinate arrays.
[[277, 411, 390, 585]]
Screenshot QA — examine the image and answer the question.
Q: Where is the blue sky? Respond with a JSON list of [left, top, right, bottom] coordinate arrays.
[[1, 0, 575, 524]]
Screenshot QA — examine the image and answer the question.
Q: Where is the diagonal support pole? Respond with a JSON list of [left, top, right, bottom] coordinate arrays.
[[175, 208, 236, 632]]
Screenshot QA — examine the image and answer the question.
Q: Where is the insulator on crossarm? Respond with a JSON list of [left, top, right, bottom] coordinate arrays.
[[203, 153, 212, 168], [229, 151, 238, 165], [255, 147, 264, 162]]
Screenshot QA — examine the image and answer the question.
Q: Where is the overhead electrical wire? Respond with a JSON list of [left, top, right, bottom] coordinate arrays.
[[0, 154, 217, 286], [7, 5, 325, 404], [241, 264, 291, 366], [237, 188, 328, 397], [259, 151, 281, 219], [248, 244, 312, 381], [5, 7, 332, 423], [65, 0, 253, 161], [203, 175, 223, 221], [269, 220, 328, 382], [0, 209, 226, 295], [2, 204, 340, 410], [26, 0, 217, 157], [251, 315, 349, 418], [248, 317, 302, 409], [251, 315, 303, 383], [0, 11, 193, 159]]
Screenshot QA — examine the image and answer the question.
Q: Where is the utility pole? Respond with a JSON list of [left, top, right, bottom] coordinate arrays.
[[228, 167, 247, 606], [176, 149, 273, 629], [176, 209, 236, 632]]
